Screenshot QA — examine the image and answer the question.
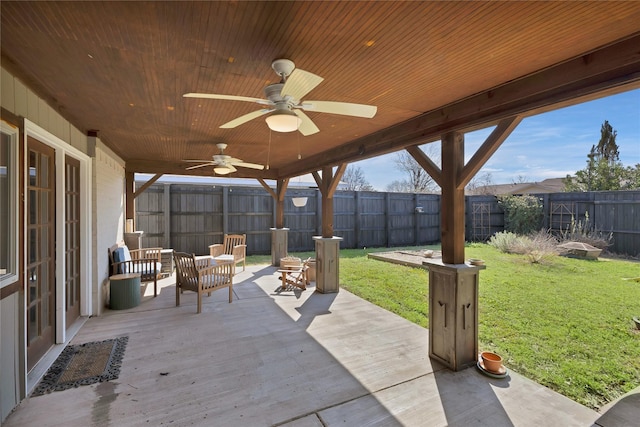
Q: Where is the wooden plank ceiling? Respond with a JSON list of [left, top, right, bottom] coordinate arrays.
[[2, 1, 640, 180]]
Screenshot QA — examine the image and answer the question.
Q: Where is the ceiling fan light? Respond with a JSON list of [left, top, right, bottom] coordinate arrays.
[[214, 166, 231, 175], [265, 110, 301, 132]]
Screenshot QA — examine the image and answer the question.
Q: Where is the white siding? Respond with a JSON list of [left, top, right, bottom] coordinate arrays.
[[0, 294, 22, 423], [93, 143, 125, 315], [0, 65, 127, 418]]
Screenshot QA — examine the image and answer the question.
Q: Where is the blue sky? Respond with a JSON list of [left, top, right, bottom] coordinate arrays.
[[355, 89, 640, 190]]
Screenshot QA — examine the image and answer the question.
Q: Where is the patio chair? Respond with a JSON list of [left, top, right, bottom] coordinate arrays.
[[209, 234, 246, 275], [277, 257, 311, 291], [173, 251, 233, 313], [108, 243, 162, 297]]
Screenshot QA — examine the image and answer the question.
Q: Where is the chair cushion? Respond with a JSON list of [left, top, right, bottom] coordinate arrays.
[[112, 247, 125, 263], [121, 246, 132, 261], [214, 254, 234, 262]]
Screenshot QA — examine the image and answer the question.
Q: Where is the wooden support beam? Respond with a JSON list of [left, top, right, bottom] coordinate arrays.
[[328, 163, 347, 196], [314, 165, 345, 239], [257, 178, 277, 200], [257, 178, 289, 228], [133, 173, 163, 198], [125, 171, 135, 224], [406, 145, 442, 188], [278, 35, 640, 179], [457, 116, 522, 189], [320, 166, 334, 238], [275, 179, 289, 229], [440, 132, 465, 264]]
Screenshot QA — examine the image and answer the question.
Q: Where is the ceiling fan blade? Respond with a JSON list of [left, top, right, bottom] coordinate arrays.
[[220, 109, 273, 129], [225, 164, 237, 173], [183, 159, 214, 163], [185, 163, 212, 170], [183, 93, 271, 105], [301, 100, 377, 118], [234, 162, 265, 170], [281, 69, 324, 101], [293, 110, 320, 136]]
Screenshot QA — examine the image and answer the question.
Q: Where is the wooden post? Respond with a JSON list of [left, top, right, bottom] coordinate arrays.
[[258, 178, 290, 266], [275, 179, 288, 229], [440, 131, 465, 264], [125, 170, 135, 228]]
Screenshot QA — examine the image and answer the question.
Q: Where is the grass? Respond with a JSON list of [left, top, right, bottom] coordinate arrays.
[[248, 244, 640, 410]]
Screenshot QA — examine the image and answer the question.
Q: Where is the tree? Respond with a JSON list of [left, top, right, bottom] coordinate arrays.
[[391, 147, 439, 193], [341, 165, 374, 191], [565, 120, 629, 191], [623, 164, 640, 190], [386, 180, 412, 193], [466, 171, 494, 195]]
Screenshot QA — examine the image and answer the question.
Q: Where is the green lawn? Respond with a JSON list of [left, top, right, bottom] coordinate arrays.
[[247, 244, 640, 410]]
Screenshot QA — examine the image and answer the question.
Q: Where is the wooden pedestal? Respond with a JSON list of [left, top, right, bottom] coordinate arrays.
[[313, 236, 342, 294], [424, 260, 485, 371], [271, 228, 289, 267]]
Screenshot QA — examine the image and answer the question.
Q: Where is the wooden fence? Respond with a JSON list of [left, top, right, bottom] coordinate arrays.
[[135, 183, 640, 257]]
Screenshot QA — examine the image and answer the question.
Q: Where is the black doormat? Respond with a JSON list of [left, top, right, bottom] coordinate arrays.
[[32, 336, 128, 396]]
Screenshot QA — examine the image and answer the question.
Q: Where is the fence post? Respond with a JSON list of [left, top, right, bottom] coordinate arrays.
[[222, 186, 229, 235], [385, 192, 391, 247], [163, 183, 171, 248], [414, 193, 420, 246], [541, 193, 550, 230], [354, 191, 361, 248]]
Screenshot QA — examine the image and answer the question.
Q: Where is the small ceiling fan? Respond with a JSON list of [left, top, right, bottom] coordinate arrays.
[[183, 143, 264, 175], [183, 59, 377, 136]]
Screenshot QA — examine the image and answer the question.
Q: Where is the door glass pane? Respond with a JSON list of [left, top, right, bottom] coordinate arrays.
[[41, 191, 49, 224], [40, 153, 49, 187], [41, 226, 49, 260], [29, 189, 38, 225], [0, 134, 8, 275], [29, 150, 37, 186], [28, 305, 38, 343], [29, 228, 37, 264], [40, 266, 49, 328]]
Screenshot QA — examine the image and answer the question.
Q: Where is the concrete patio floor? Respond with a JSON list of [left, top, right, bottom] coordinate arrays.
[[4, 265, 630, 426]]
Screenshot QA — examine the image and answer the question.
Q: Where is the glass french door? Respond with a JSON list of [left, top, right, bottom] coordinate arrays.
[[65, 155, 81, 326], [26, 137, 56, 371]]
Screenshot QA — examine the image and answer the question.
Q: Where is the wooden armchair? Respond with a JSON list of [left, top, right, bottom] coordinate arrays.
[[108, 243, 162, 296], [209, 234, 246, 275], [173, 252, 233, 313], [277, 257, 311, 291]]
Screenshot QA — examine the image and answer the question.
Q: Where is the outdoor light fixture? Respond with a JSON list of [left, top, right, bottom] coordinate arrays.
[[214, 166, 231, 175], [265, 110, 301, 133], [292, 197, 308, 207]]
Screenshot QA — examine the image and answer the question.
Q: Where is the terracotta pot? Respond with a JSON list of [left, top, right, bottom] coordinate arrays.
[[480, 351, 503, 373]]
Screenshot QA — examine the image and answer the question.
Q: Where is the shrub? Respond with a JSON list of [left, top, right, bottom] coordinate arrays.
[[489, 230, 558, 263], [488, 231, 522, 253], [560, 212, 613, 250], [497, 194, 544, 235]]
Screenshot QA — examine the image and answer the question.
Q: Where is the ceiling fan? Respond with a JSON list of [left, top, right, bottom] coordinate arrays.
[[183, 143, 264, 175], [183, 59, 377, 136]]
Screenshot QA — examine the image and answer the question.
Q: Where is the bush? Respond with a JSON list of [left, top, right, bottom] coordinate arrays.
[[488, 231, 522, 253], [497, 194, 544, 235], [489, 230, 558, 263], [559, 212, 613, 250]]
